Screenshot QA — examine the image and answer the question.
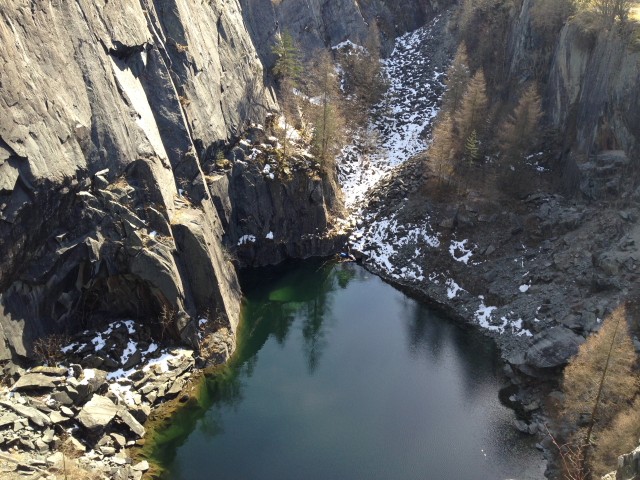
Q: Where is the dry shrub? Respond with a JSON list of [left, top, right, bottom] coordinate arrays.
[[33, 333, 70, 366]]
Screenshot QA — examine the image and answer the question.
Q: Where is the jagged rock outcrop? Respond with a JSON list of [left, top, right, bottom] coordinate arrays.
[[206, 129, 345, 267], [0, 0, 277, 362]]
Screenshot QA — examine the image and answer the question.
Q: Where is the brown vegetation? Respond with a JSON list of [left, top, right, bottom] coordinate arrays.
[[558, 305, 639, 478]]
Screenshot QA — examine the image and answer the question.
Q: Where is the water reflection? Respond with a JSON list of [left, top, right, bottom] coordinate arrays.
[[148, 260, 543, 480]]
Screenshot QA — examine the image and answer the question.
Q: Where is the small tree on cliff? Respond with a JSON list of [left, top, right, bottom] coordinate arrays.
[[306, 50, 345, 172], [272, 31, 303, 158], [560, 305, 638, 478]]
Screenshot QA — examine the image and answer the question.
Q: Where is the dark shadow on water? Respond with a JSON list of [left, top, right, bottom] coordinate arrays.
[[147, 260, 540, 480], [148, 259, 354, 472]]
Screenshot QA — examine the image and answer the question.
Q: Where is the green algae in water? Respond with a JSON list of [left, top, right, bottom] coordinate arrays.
[[148, 260, 544, 480]]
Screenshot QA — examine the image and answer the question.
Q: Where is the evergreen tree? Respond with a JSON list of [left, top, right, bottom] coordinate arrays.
[[339, 25, 388, 124], [464, 129, 481, 162], [428, 112, 456, 183], [272, 31, 303, 83], [499, 84, 542, 165]]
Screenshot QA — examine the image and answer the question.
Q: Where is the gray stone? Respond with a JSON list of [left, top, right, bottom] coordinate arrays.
[[132, 460, 149, 471], [0, 401, 51, 427], [31, 366, 68, 376], [60, 406, 74, 417], [63, 435, 86, 454], [100, 446, 116, 456], [50, 391, 75, 407], [0, 412, 18, 427], [48, 411, 67, 424], [111, 433, 126, 448], [525, 326, 584, 369], [116, 409, 145, 438], [77, 395, 118, 431], [46, 451, 64, 466], [12, 373, 62, 391]]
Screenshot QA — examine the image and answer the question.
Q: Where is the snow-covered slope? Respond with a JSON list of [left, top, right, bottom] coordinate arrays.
[[338, 16, 448, 209]]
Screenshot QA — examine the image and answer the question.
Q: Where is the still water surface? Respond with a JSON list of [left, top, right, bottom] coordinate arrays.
[[150, 261, 543, 479]]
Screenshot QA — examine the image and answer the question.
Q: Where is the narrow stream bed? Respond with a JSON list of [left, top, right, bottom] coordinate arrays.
[[149, 260, 545, 479]]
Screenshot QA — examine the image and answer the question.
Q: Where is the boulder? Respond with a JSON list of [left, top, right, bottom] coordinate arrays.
[[0, 401, 51, 427], [77, 395, 118, 431], [525, 326, 584, 369], [12, 373, 62, 391], [116, 409, 145, 438]]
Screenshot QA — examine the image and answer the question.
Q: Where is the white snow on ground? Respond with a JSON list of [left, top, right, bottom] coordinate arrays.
[[338, 17, 447, 210], [449, 239, 474, 264], [335, 17, 538, 343], [237, 234, 256, 246], [473, 296, 533, 336], [61, 321, 193, 383], [351, 211, 438, 281], [266, 231, 274, 240], [121, 340, 137, 364], [519, 284, 530, 293], [262, 163, 275, 179], [332, 39, 366, 54], [446, 279, 464, 299], [475, 296, 498, 329]]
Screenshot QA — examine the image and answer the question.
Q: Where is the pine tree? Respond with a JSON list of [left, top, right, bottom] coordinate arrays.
[[428, 113, 457, 183], [272, 31, 303, 83], [560, 306, 638, 478], [464, 130, 481, 162]]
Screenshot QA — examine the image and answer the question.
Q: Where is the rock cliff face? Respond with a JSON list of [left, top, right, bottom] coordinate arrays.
[[548, 24, 640, 159], [0, 0, 277, 362], [239, 0, 453, 68], [502, 0, 639, 198]]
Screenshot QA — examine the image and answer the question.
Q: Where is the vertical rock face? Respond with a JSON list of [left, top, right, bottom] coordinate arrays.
[[0, 0, 275, 361], [547, 25, 640, 157], [239, 0, 450, 68]]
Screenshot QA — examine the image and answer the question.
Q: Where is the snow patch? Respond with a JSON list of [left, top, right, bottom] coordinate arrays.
[[449, 239, 473, 264], [446, 279, 464, 299], [238, 235, 256, 246]]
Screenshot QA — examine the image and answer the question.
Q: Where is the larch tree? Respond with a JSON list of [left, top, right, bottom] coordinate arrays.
[[272, 30, 303, 159], [306, 50, 345, 173], [455, 69, 488, 158], [442, 44, 471, 114], [427, 112, 456, 183], [560, 305, 638, 478], [499, 84, 542, 166]]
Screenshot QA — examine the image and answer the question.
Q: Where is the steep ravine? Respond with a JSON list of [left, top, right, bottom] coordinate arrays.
[[1, 0, 640, 478]]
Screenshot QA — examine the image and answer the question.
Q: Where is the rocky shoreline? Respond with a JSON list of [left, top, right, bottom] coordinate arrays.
[[348, 151, 640, 476], [0, 319, 235, 479]]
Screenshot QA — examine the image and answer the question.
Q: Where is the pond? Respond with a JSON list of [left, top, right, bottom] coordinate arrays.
[[149, 260, 544, 479]]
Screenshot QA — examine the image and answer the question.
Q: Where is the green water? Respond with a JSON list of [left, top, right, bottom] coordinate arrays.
[[150, 260, 543, 479]]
